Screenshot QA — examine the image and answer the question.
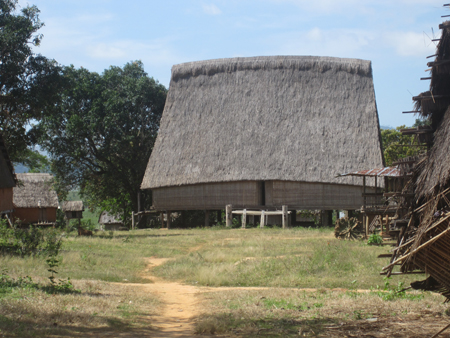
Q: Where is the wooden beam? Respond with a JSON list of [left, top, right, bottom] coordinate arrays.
[[380, 271, 425, 275], [167, 211, 171, 229], [427, 54, 438, 58], [420, 77, 432, 80], [241, 209, 247, 228], [413, 94, 448, 101], [402, 111, 420, 114], [427, 60, 450, 67]]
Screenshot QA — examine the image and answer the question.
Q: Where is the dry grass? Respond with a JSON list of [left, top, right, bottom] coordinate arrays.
[[0, 279, 160, 337], [195, 288, 450, 337]]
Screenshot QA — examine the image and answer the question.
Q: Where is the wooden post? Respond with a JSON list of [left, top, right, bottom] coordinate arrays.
[[132, 211, 135, 230], [260, 210, 265, 228], [242, 209, 247, 228], [160, 212, 164, 228], [167, 211, 171, 229], [205, 210, 210, 227], [226, 205, 232, 227], [363, 176, 367, 210], [282, 205, 288, 229]]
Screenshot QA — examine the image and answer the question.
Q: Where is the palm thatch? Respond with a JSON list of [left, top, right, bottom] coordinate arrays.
[[62, 201, 84, 212], [0, 133, 16, 189], [142, 56, 383, 193], [13, 173, 59, 208]]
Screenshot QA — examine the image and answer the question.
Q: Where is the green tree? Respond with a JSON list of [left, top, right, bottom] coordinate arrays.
[[0, 0, 62, 161], [381, 125, 425, 166], [37, 61, 167, 225]]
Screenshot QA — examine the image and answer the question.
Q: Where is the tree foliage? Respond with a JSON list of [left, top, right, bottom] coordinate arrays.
[[381, 125, 425, 166], [37, 61, 167, 224], [0, 0, 62, 161]]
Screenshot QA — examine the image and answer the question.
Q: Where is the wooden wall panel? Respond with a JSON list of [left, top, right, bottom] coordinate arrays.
[[267, 181, 372, 210], [153, 181, 261, 210], [0, 188, 13, 212], [12, 207, 57, 224]]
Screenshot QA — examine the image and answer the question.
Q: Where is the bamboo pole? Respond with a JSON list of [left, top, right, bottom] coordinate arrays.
[[382, 226, 450, 271]]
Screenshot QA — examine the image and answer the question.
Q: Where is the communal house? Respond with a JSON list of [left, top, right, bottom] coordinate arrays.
[[141, 56, 384, 225]]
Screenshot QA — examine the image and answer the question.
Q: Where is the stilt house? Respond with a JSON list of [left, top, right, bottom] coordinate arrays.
[[141, 56, 384, 216], [12, 173, 59, 225]]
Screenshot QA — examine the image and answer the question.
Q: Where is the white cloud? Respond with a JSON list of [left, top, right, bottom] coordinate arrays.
[[202, 4, 222, 15], [385, 31, 436, 57]]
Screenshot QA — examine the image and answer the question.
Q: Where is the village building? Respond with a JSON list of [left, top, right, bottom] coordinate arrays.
[[12, 173, 59, 226], [0, 133, 16, 218], [62, 200, 84, 225], [98, 210, 124, 231], [141, 56, 384, 226]]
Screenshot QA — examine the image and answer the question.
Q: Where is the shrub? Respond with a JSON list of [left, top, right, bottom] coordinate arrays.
[[367, 233, 383, 245]]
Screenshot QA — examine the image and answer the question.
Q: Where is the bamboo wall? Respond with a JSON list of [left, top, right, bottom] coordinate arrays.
[[265, 181, 367, 210], [152, 181, 262, 210], [152, 180, 369, 211], [12, 207, 57, 224], [0, 188, 13, 212]]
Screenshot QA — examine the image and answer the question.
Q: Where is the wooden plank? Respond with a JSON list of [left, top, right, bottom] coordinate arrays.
[[420, 77, 432, 80], [377, 254, 393, 258], [260, 210, 266, 228]]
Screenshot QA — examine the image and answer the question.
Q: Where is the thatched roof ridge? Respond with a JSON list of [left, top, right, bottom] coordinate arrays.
[[13, 173, 59, 208], [98, 210, 122, 225], [62, 200, 84, 212], [0, 133, 16, 189], [142, 55, 384, 189]]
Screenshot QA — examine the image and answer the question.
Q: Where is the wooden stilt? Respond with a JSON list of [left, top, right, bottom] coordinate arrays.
[[282, 205, 288, 229], [205, 210, 210, 227], [160, 212, 164, 228], [226, 205, 232, 227], [167, 211, 171, 229], [260, 210, 266, 228], [242, 209, 247, 228]]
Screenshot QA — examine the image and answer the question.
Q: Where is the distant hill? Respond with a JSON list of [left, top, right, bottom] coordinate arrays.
[[380, 125, 393, 130]]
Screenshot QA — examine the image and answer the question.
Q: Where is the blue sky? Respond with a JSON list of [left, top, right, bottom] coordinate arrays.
[[20, 0, 446, 128]]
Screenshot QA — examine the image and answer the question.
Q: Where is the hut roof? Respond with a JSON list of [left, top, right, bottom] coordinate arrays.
[[13, 173, 59, 208], [62, 200, 84, 212], [415, 22, 450, 197], [0, 133, 16, 189], [141, 56, 384, 190], [98, 210, 123, 225]]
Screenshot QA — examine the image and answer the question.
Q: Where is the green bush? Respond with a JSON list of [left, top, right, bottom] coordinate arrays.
[[367, 233, 383, 245], [0, 220, 63, 257]]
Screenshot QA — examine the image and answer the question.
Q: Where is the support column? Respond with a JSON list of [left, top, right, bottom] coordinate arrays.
[[282, 205, 288, 229], [160, 212, 164, 228], [242, 209, 247, 228], [167, 211, 171, 229], [260, 210, 266, 228], [226, 205, 232, 227], [205, 210, 210, 227], [132, 211, 135, 230]]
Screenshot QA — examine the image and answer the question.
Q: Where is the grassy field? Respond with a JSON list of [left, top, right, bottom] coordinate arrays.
[[1, 226, 449, 337]]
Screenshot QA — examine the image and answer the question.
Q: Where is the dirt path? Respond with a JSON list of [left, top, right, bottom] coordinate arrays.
[[141, 257, 216, 338]]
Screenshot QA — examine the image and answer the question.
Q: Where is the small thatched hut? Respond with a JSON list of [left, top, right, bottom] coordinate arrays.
[[62, 201, 84, 220], [12, 173, 59, 225], [0, 133, 16, 214], [141, 56, 384, 214], [98, 210, 123, 230]]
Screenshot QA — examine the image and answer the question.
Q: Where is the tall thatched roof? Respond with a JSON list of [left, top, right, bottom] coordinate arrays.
[[415, 22, 450, 197], [13, 173, 59, 208], [142, 56, 383, 189], [62, 200, 84, 212], [0, 133, 16, 189]]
